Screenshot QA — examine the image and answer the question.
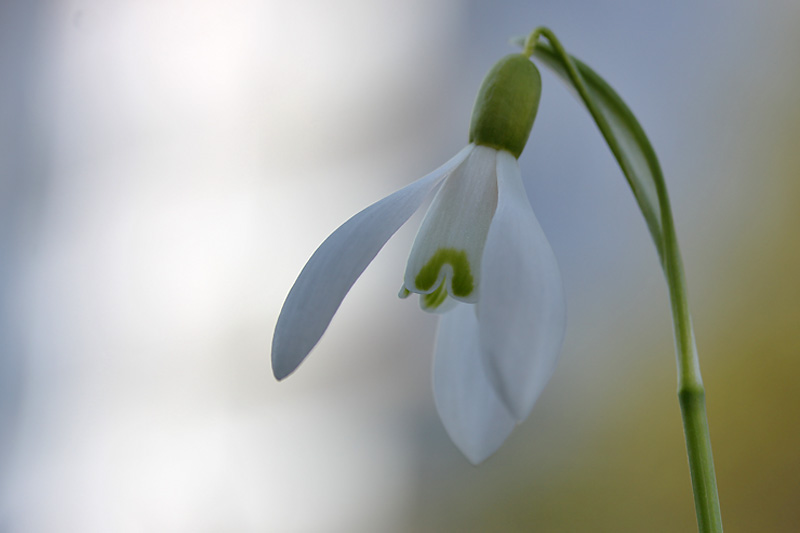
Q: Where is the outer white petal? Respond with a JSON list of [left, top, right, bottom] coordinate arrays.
[[403, 145, 498, 306], [433, 303, 516, 465], [477, 150, 566, 421], [272, 146, 474, 380]]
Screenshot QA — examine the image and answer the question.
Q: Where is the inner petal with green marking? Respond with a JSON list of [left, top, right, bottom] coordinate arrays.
[[415, 248, 474, 297], [422, 282, 449, 310], [414, 248, 474, 311], [402, 144, 499, 312]]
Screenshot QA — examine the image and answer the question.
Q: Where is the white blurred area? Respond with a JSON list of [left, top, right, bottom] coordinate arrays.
[[1, 1, 463, 531]]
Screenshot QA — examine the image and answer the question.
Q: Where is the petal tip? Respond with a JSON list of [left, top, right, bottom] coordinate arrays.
[[463, 448, 492, 466], [506, 399, 532, 423], [271, 363, 291, 381], [271, 354, 295, 381], [270, 333, 306, 381]]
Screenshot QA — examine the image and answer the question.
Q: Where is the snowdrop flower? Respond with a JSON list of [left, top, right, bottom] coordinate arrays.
[[272, 53, 565, 464]]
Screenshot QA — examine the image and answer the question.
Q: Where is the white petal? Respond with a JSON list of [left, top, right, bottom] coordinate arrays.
[[433, 303, 516, 465], [403, 145, 498, 308], [272, 146, 474, 380], [477, 151, 566, 421]]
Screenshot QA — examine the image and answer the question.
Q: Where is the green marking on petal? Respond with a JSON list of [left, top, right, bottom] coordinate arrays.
[[422, 283, 448, 310], [414, 248, 474, 298], [398, 286, 411, 299]]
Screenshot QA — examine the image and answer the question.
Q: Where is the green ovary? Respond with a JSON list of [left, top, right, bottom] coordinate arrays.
[[468, 54, 541, 158], [414, 248, 474, 299]]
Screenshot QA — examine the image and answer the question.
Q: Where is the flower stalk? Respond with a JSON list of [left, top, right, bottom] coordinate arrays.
[[521, 27, 722, 532]]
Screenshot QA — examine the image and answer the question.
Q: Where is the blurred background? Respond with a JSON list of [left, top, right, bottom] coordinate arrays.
[[1, 1, 798, 531]]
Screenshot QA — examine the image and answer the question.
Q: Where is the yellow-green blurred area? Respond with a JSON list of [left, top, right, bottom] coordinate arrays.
[[1, 1, 799, 532]]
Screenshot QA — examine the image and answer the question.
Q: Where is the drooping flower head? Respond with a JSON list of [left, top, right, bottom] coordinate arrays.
[[272, 52, 565, 464]]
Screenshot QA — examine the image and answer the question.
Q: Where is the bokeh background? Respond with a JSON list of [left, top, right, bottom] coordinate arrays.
[[1, 1, 798, 531]]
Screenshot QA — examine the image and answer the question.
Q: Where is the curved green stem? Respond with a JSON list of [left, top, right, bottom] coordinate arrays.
[[522, 28, 544, 57], [524, 27, 722, 532]]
